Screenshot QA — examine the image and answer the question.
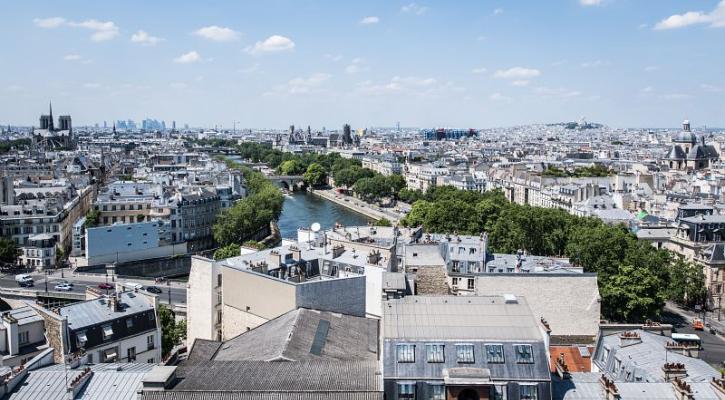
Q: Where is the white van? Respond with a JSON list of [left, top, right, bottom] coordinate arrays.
[[15, 274, 34, 287]]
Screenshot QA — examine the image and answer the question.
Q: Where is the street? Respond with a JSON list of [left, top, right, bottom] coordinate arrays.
[[663, 303, 725, 368], [0, 270, 187, 305]]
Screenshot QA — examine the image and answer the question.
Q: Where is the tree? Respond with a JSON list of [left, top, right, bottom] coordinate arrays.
[[278, 159, 305, 175], [84, 209, 100, 228], [55, 246, 65, 266], [669, 256, 707, 308], [374, 218, 392, 227], [600, 264, 666, 322], [303, 163, 327, 187], [214, 243, 241, 260], [159, 305, 179, 357], [386, 175, 407, 198], [0, 238, 17, 265]]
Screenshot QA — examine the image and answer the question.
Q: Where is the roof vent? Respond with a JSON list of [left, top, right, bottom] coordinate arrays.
[[503, 294, 518, 304]]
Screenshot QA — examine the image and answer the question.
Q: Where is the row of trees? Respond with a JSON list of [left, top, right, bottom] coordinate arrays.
[[212, 160, 284, 257], [0, 138, 31, 154], [401, 186, 705, 322], [542, 164, 612, 178]]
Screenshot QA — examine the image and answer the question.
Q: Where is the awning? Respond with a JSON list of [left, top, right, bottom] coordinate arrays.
[[103, 325, 114, 337]]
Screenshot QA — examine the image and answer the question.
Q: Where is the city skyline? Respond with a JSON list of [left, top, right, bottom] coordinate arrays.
[[1, 0, 725, 129]]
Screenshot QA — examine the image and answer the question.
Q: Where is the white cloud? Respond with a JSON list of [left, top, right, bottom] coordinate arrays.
[[359, 16, 380, 25], [238, 64, 260, 74], [580, 60, 608, 68], [654, 1, 725, 30], [476, 35, 487, 41], [356, 76, 437, 96], [193, 25, 239, 41], [493, 8, 504, 15], [489, 92, 512, 102], [246, 35, 295, 54], [63, 54, 82, 61], [580, 0, 603, 6], [401, 3, 429, 15], [643, 65, 659, 72], [471, 67, 487, 74], [494, 67, 541, 79], [700, 83, 723, 92], [83, 83, 101, 89], [640, 86, 654, 93], [324, 54, 343, 62], [266, 73, 332, 95], [345, 58, 368, 74], [33, 17, 118, 41], [174, 51, 202, 64], [33, 17, 66, 28], [511, 80, 530, 87], [662, 93, 693, 100], [131, 30, 164, 46], [534, 87, 581, 98], [68, 19, 119, 42]]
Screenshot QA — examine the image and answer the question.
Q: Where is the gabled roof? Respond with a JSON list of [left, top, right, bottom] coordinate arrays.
[[209, 308, 378, 362]]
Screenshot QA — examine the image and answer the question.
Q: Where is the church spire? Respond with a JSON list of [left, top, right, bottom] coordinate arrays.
[[48, 101, 54, 131]]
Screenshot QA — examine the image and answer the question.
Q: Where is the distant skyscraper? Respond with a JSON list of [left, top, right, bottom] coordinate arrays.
[[342, 124, 352, 145], [172, 120, 176, 130], [103, 121, 107, 129]]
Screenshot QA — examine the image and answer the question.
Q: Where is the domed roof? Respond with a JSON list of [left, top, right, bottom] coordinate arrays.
[[673, 120, 697, 143], [673, 130, 697, 144]]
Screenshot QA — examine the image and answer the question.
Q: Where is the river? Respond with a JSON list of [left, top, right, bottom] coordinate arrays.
[[277, 192, 372, 239]]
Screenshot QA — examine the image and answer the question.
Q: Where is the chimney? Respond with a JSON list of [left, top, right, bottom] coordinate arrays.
[[555, 353, 571, 380], [672, 377, 694, 400], [540, 317, 552, 336], [666, 340, 700, 358], [290, 246, 302, 262], [618, 331, 642, 347], [710, 375, 725, 400], [267, 251, 281, 269], [367, 250, 381, 265], [663, 363, 688, 382], [599, 375, 620, 400], [332, 244, 345, 259]]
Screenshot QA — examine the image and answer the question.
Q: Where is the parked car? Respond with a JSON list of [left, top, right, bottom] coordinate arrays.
[[97, 283, 113, 290], [54, 283, 73, 291], [56, 280, 74, 287], [145, 286, 163, 294]]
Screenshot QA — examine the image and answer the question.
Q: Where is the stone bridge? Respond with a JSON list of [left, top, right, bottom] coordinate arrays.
[[268, 175, 305, 191], [0, 287, 86, 308]]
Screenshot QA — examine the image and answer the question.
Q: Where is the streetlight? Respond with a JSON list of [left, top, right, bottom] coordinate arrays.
[[167, 280, 171, 306], [44, 269, 48, 293]]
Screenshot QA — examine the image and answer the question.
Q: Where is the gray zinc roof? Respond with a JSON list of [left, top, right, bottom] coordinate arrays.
[[59, 291, 154, 330], [383, 295, 543, 341]]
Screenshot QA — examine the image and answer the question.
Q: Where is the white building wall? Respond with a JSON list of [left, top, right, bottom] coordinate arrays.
[[187, 257, 219, 345]]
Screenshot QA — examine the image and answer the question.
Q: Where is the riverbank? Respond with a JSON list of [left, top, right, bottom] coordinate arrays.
[[310, 188, 404, 223]]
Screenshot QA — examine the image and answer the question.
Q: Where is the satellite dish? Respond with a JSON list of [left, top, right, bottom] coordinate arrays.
[[310, 222, 321, 232]]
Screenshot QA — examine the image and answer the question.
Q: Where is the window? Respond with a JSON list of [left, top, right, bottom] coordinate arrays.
[[77, 331, 88, 347], [456, 344, 475, 363], [467, 279, 475, 290], [147, 335, 155, 351], [18, 331, 29, 345], [102, 325, 114, 340], [520, 384, 537, 400], [103, 348, 118, 362], [430, 384, 445, 400], [601, 347, 610, 362], [491, 385, 507, 400], [397, 344, 415, 363], [127, 347, 136, 361], [485, 344, 505, 363], [514, 344, 534, 364], [397, 383, 415, 400], [452, 277, 459, 286], [148, 358, 155, 363], [426, 344, 445, 363]]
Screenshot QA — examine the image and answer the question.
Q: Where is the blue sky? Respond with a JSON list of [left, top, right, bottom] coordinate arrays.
[[1, 0, 724, 129]]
